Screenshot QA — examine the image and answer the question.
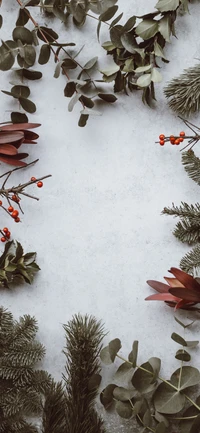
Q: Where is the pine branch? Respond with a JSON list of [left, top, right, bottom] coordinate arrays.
[[164, 64, 200, 116], [42, 381, 66, 433], [173, 220, 200, 244], [162, 202, 200, 224], [180, 244, 200, 275], [63, 314, 106, 433], [182, 150, 200, 186]]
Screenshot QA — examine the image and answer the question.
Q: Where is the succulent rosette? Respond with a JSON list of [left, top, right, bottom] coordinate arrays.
[[146, 267, 200, 311]]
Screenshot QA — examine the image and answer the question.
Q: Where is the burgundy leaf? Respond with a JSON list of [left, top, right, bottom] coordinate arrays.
[[11, 137, 24, 149], [146, 280, 171, 293], [0, 131, 24, 144], [1, 123, 41, 131], [145, 293, 180, 302], [23, 140, 37, 144], [23, 130, 39, 140], [0, 156, 27, 166], [10, 153, 29, 160], [169, 287, 200, 302], [169, 267, 200, 291], [0, 144, 18, 155]]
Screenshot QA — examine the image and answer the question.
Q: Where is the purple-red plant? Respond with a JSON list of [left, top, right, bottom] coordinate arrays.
[[146, 267, 200, 311], [0, 122, 40, 166]]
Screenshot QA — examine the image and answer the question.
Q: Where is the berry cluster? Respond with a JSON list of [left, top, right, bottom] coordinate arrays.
[[31, 177, 43, 188], [159, 131, 186, 146], [0, 227, 11, 242]]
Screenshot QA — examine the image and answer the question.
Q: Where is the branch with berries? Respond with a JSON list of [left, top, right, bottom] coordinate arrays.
[[157, 118, 200, 150], [0, 159, 51, 225]]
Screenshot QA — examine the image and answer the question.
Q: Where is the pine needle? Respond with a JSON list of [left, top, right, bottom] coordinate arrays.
[[182, 150, 200, 186], [164, 64, 200, 116], [180, 244, 200, 275], [63, 314, 106, 433]]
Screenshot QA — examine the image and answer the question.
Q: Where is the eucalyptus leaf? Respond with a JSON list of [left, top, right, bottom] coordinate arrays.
[[98, 93, 117, 103], [115, 361, 133, 379], [128, 341, 138, 368], [110, 25, 124, 48], [64, 81, 76, 97], [113, 386, 135, 402], [151, 68, 162, 83], [37, 27, 59, 42], [135, 20, 159, 40], [99, 5, 118, 22], [16, 8, 29, 26], [38, 44, 51, 65], [135, 64, 152, 73], [19, 97, 36, 113], [20, 69, 42, 80], [11, 85, 30, 98], [132, 361, 155, 394], [100, 63, 120, 76], [13, 27, 33, 44], [83, 57, 98, 70], [62, 58, 77, 69], [155, 422, 166, 433], [100, 384, 116, 409], [80, 108, 101, 116], [143, 409, 152, 427], [171, 366, 200, 391], [115, 401, 133, 419], [154, 382, 185, 414], [110, 12, 123, 28], [11, 112, 28, 123], [0, 45, 15, 71], [123, 15, 136, 32], [68, 93, 80, 112], [175, 349, 191, 362], [78, 114, 89, 127], [108, 338, 122, 362]]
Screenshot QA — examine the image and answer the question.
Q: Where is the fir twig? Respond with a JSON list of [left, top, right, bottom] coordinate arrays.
[[164, 64, 200, 116], [173, 220, 200, 245], [180, 244, 200, 275], [63, 314, 106, 433], [182, 150, 200, 186], [42, 381, 66, 433]]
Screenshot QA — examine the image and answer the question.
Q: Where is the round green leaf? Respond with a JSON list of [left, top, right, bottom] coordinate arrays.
[[38, 44, 51, 65], [78, 114, 89, 127], [20, 69, 42, 80], [64, 82, 76, 97], [109, 338, 121, 362], [115, 361, 133, 379], [113, 386, 135, 401], [100, 384, 116, 409], [37, 27, 59, 43], [11, 112, 28, 123], [115, 401, 133, 419], [175, 350, 191, 362], [99, 5, 118, 22], [13, 27, 33, 44], [171, 332, 187, 346], [131, 361, 155, 394], [11, 85, 30, 99], [171, 366, 200, 391], [151, 68, 162, 83], [0, 45, 15, 71], [100, 345, 112, 364], [19, 97, 36, 113], [128, 340, 138, 368], [154, 382, 185, 414], [123, 15, 136, 32], [16, 8, 29, 26], [83, 56, 98, 70]]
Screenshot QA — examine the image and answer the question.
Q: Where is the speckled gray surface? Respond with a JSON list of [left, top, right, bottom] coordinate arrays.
[[1, 1, 200, 431]]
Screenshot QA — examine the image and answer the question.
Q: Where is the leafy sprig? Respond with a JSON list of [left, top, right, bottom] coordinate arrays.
[[0, 240, 40, 287], [0, 0, 198, 125], [100, 319, 200, 432]]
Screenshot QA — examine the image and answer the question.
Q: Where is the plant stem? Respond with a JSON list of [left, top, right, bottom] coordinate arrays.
[[116, 353, 200, 410]]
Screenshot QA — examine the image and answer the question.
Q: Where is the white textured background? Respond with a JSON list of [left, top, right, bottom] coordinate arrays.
[[1, 1, 200, 430]]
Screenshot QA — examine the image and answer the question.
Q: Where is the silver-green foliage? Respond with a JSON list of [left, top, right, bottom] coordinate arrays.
[[0, 240, 40, 288], [0, 0, 197, 126], [100, 320, 200, 432]]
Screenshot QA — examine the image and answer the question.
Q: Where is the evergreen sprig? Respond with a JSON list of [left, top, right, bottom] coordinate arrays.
[[182, 149, 200, 186], [165, 63, 200, 116], [63, 314, 106, 433], [180, 244, 200, 274], [0, 307, 51, 433], [163, 202, 200, 244]]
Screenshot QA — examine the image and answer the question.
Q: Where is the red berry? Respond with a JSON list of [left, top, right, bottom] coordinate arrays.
[[175, 138, 180, 145], [14, 217, 20, 223], [11, 210, 19, 218], [12, 195, 19, 202], [1, 237, 6, 242], [3, 227, 8, 233], [31, 176, 36, 181], [8, 206, 13, 213], [0, 201, 2, 206], [159, 140, 165, 146], [180, 131, 185, 137], [179, 137, 184, 142], [37, 181, 43, 188], [159, 134, 165, 140], [6, 231, 11, 239]]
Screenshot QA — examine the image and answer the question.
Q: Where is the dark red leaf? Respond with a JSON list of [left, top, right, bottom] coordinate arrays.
[[145, 293, 180, 302], [0, 156, 27, 166], [146, 280, 171, 293], [1, 123, 41, 131], [0, 131, 24, 144], [11, 137, 24, 149], [23, 140, 37, 144], [0, 144, 18, 155], [169, 267, 200, 291], [169, 287, 200, 302], [10, 153, 29, 160], [23, 130, 39, 140]]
